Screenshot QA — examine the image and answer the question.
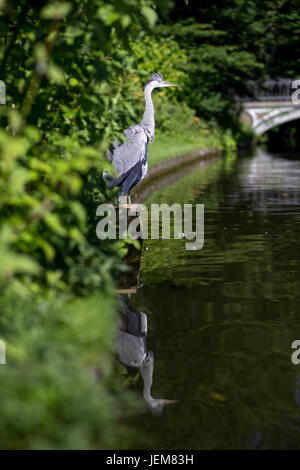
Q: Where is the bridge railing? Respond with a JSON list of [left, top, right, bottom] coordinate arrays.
[[243, 79, 298, 102]]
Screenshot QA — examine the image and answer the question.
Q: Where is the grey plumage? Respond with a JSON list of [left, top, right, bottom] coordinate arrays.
[[116, 295, 176, 414], [116, 295, 147, 368], [103, 73, 179, 198], [106, 126, 148, 177]]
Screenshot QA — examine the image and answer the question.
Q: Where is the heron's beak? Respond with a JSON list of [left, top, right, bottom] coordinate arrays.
[[162, 81, 180, 87]]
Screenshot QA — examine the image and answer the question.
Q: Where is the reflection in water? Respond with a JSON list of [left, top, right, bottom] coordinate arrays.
[[240, 147, 300, 192], [116, 295, 176, 415]]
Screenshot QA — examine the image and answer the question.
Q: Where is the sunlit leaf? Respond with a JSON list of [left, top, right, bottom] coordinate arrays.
[[141, 6, 157, 28], [41, 2, 72, 20]]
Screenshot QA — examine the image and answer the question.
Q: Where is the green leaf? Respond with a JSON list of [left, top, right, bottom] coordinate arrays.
[[141, 6, 157, 28], [44, 213, 67, 236], [47, 63, 65, 84], [0, 249, 41, 280], [37, 237, 56, 261], [69, 201, 87, 228], [41, 2, 72, 20]]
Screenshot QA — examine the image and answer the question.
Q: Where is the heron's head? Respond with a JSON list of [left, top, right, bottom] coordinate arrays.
[[148, 398, 177, 416], [145, 72, 179, 90]]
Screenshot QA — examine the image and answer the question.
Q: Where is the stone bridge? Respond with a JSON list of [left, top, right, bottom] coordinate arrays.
[[240, 79, 300, 136]]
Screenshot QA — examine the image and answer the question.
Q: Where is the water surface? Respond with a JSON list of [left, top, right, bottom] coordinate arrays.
[[122, 147, 300, 450]]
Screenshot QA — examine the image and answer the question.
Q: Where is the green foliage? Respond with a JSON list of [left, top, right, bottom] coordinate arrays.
[[0, 290, 141, 449], [157, 0, 300, 125], [0, 0, 167, 450], [131, 35, 186, 87]]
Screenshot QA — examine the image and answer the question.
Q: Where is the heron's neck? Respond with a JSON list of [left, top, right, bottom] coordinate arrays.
[[141, 86, 155, 141]]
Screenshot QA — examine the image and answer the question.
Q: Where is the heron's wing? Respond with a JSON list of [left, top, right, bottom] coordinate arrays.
[[118, 294, 131, 316], [123, 125, 144, 142], [116, 331, 147, 367], [119, 157, 144, 196], [118, 295, 147, 336], [107, 125, 147, 176]]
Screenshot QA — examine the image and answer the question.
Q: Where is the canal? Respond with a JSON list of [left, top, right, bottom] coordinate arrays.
[[118, 146, 300, 450]]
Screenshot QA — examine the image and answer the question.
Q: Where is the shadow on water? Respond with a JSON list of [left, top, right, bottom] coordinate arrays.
[[116, 146, 300, 449]]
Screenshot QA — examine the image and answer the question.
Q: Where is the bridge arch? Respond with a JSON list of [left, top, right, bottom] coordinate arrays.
[[240, 78, 300, 136], [242, 106, 300, 136]]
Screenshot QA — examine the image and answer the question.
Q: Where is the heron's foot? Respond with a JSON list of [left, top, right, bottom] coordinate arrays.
[[119, 205, 140, 214], [117, 195, 139, 212]]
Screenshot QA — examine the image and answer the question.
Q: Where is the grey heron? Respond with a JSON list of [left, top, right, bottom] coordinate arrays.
[[116, 294, 176, 414], [103, 73, 179, 203]]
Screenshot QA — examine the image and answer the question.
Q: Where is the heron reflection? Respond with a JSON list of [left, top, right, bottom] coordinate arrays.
[[116, 294, 176, 415]]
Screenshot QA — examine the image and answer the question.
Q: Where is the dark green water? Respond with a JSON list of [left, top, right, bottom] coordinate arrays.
[[122, 147, 300, 450]]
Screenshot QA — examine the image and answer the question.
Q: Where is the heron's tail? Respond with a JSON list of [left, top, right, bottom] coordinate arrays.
[[103, 169, 129, 190], [102, 170, 119, 190]]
